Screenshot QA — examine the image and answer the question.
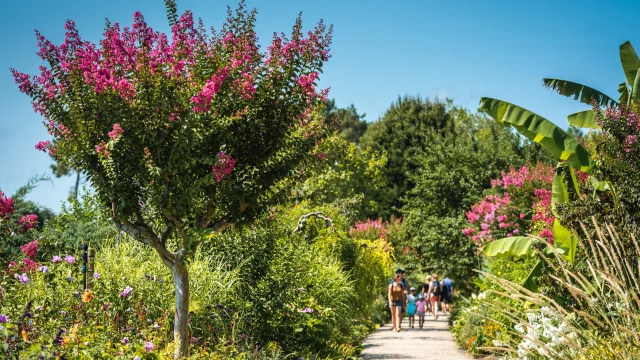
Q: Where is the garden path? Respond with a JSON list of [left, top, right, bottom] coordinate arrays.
[[360, 315, 471, 360]]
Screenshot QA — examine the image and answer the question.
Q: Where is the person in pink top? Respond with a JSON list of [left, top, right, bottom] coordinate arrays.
[[416, 293, 427, 329]]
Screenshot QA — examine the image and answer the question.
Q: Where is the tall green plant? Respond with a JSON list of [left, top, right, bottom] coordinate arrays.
[[544, 41, 640, 129]]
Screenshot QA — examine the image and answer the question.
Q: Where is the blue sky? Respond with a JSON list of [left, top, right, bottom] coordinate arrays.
[[1, 0, 639, 211]]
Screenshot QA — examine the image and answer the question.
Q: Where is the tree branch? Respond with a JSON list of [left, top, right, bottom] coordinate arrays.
[[111, 199, 176, 267], [293, 211, 334, 232]]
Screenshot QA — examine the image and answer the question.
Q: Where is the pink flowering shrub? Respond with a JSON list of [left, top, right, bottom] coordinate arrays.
[[463, 163, 554, 247], [350, 219, 387, 239]]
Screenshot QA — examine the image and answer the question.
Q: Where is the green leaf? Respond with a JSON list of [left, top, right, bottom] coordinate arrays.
[[521, 260, 545, 292], [567, 110, 602, 129], [632, 69, 640, 103], [482, 237, 537, 258], [543, 78, 618, 107], [588, 176, 617, 202], [552, 163, 581, 219], [551, 171, 568, 219], [553, 219, 577, 265], [618, 82, 630, 104], [479, 97, 594, 173], [620, 41, 640, 88]]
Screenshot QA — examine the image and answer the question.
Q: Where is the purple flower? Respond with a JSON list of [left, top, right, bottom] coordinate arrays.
[[144, 341, 154, 353], [15, 273, 30, 284], [153, 322, 160, 329], [0, 314, 8, 323], [122, 337, 129, 345], [93, 272, 100, 279], [65, 255, 75, 264], [52, 256, 62, 263], [38, 266, 49, 273], [119, 286, 133, 298], [301, 307, 314, 313], [60, 310, 67, 316], [134, 357, 140, 360], [239, 333, 248, 341]]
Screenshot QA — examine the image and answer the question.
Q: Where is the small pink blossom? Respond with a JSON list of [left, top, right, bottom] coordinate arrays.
[[212, 152, 237, 182], [108, 124, 124, 140], [35, 140, 51, 152]]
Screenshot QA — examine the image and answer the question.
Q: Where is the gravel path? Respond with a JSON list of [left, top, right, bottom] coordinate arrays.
[[360, 315, 471, 360]]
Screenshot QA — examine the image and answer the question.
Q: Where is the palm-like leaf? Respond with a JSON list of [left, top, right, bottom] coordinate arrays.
[[480, 97, 594, 172], [543, 78, 618, 107], [482, 237, 537, 258], [567, 109, 601, 129], [620, 41, 640, 87]]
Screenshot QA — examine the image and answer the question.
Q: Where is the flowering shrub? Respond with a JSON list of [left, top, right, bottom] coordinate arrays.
[[463, 163, 554, 247], [0, 239, 247, 359]]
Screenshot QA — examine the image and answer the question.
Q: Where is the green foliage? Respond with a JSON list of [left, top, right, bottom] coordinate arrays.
[[360, 96, 456, 218], [481, 237, 537, 258], [480, 97, 594, 172], [323, 99, 368, 144], [296, 135, 387, 221]]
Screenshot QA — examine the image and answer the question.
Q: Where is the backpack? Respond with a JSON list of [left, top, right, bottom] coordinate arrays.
[[431, 280, 440, 296]]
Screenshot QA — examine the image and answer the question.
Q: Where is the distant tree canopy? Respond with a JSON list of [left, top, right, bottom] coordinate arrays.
[[324, 99, 368, 144]]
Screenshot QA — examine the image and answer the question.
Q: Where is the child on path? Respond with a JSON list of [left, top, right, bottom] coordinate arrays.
[[406, 287, 417, 328], [416, 293, 426, 329]]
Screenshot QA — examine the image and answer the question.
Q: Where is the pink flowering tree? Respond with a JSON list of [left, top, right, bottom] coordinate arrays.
[[12, 2, 332, 356]]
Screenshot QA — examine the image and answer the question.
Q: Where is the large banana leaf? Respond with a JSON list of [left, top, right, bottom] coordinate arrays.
[[543, 78, 618, 107], [620, 41, 640, 88], [619, 82, 630, 104], [553, 219, 577, 265], [480, 98, 594, 173], [482, 237, 537, 258], [567, 110, 601, 129], [633, 69, 640, 102]]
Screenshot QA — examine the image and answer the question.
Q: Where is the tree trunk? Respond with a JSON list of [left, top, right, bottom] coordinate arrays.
[[172, 262, 190, 358]]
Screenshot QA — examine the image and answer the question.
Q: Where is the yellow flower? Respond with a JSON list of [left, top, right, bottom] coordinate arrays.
[[82, 290, 95, 303], [21, 329, 28, 342]]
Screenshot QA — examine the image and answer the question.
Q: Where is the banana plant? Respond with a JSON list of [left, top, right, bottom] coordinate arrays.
[[544, 41, 640, 129], [479, 98, 594, 173]]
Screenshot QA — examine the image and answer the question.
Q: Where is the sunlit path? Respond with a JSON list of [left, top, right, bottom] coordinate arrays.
[[360, 315, 470, 360]]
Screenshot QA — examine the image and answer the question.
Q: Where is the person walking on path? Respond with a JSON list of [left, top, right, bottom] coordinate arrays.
[[416, 293, 426, 329], [422, 276, 432, 314], [427, 274, 441, 320], [388, 273, 406, 332], [441, 276, 454, 314], [406, 287, 417, 328]]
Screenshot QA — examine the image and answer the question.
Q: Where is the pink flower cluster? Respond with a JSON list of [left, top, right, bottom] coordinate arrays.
[[531, 188, 554, 243], [21, 240, 39, 259], [465, 192, 518, 244], [0, 191, 14, 220], [14, 8, 332, 129], [350, 219, 387, 239], [17, 214, 39, 232], [491, 164, 553, 189], [192, 67, 229, 113], [108, 123, 124, 140], [212, 152, 237, 182], [35, 140, 51, 152]]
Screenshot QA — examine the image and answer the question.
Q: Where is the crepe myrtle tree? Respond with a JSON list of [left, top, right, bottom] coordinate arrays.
[[12, 1, 332, 356]]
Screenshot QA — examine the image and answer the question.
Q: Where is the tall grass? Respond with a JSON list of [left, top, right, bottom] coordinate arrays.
[[480, 219, 640, 359]]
